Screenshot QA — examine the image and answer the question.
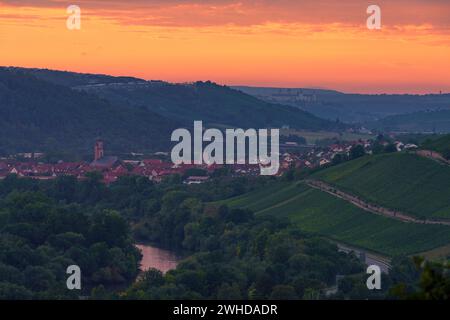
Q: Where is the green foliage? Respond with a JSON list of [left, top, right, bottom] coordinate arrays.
[[314, 153, 450, 219], [0, 68, 177, 154], [332, 153, 347, 165], [2, 162, 448, 300], [280, 135, 307, 145], [269, 285, 298, 300], [0, 183, 140, 299], [80, 79, 339, 130], [236, 86, 450, 124], [222, 179, 450, 256], [370, 110, 450, 133], [0, 67, 340, 156], [390, 258, 450, 300], [422, 134, 450, 159], [124, 201, 364, 299], [182, 168, 208, 178], [384, 143, 398, 153], [349, 145, 366, 160], [0, 172, 291, 299]]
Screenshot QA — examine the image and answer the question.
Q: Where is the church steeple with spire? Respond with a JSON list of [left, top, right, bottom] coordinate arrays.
[[94, 139, 104, 161]]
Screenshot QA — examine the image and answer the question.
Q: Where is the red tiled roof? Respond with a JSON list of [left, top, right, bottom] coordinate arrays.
[[142, 159, 163, 165]]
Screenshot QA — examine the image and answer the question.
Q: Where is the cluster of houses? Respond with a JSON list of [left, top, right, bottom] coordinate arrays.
[[0, 140, 267, 185], [279, 141, 367, 170], [0, 138, 418, 185], [279, 138, 418, 170], [0, 158, 268, 185]]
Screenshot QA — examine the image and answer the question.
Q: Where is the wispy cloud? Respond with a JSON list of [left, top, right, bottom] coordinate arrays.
[[1, 0, 450, 93], [1, 0, 450, 29]]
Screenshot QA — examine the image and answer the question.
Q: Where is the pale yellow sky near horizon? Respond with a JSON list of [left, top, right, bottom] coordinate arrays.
[[1, 0, 450, 93]]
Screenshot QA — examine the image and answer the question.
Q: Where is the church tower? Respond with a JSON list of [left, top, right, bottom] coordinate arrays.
[[94, 139, 104, 161]]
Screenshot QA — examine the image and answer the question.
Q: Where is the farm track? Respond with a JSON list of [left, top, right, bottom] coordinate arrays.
[[305, 179, 450, 226], [415, 150, 450, 166]]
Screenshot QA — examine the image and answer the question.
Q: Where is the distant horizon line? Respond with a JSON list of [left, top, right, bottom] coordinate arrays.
[[2, 65, 449, 96]]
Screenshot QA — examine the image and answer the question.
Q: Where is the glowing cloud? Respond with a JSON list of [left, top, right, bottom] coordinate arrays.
[[1, 0, 450, 93]]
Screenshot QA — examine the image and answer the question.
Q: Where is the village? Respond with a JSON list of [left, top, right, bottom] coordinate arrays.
[[0, 137, 417, 185]]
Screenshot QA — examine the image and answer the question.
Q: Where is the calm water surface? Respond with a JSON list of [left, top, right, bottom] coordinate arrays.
[[135, 244, 181, 274]]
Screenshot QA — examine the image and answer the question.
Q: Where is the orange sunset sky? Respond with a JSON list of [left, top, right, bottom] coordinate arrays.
[[1, 0, 450, 93]]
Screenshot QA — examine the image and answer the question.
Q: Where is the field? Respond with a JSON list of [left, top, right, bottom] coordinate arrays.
[[281, 129, 374, 144], [313, 153, 450, 220], [222, 182, 450, 257], [221, 153, 450, 256], [221, 181, 298, 212]]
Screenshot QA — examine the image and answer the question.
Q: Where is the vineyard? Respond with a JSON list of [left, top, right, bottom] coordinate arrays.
[[221, 153, 450, 256], [313, 153, 450, 220]]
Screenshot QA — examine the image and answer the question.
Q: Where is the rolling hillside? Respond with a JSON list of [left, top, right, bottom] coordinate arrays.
[[313, 153, 450, 220], [422, 134, 450, 158], [220, 153, 450, 256], [6, 67, 340, 130], [221, 182, 450, 256], [368, 110, 450, 133], [0, 66, 343, 155], [3, 67, 145, 87], [234, 86, 450, 123], [0, 68, 179, 155]]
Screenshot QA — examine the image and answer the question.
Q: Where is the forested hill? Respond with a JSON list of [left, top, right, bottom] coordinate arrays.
[[234, 86, 450, 124], [2, 67, 145, 87], [0, 68, 179, 155], [3, 67, 342, 130], [422, 134, 450, 158], [368, 110, 450, 133], [78, 80, 339, 130]]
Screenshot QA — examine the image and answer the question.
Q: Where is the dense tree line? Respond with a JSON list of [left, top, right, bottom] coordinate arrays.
[[0, 68, 177, 155], [0, 173, 364, 299], [126, 201, 365, 299], [0, 67, 346, 156], [0, 172, 449, 300], [0, 188, 140, 299]]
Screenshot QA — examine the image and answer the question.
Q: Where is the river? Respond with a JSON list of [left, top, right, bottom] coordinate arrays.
[[135, 244, 181, 274]]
